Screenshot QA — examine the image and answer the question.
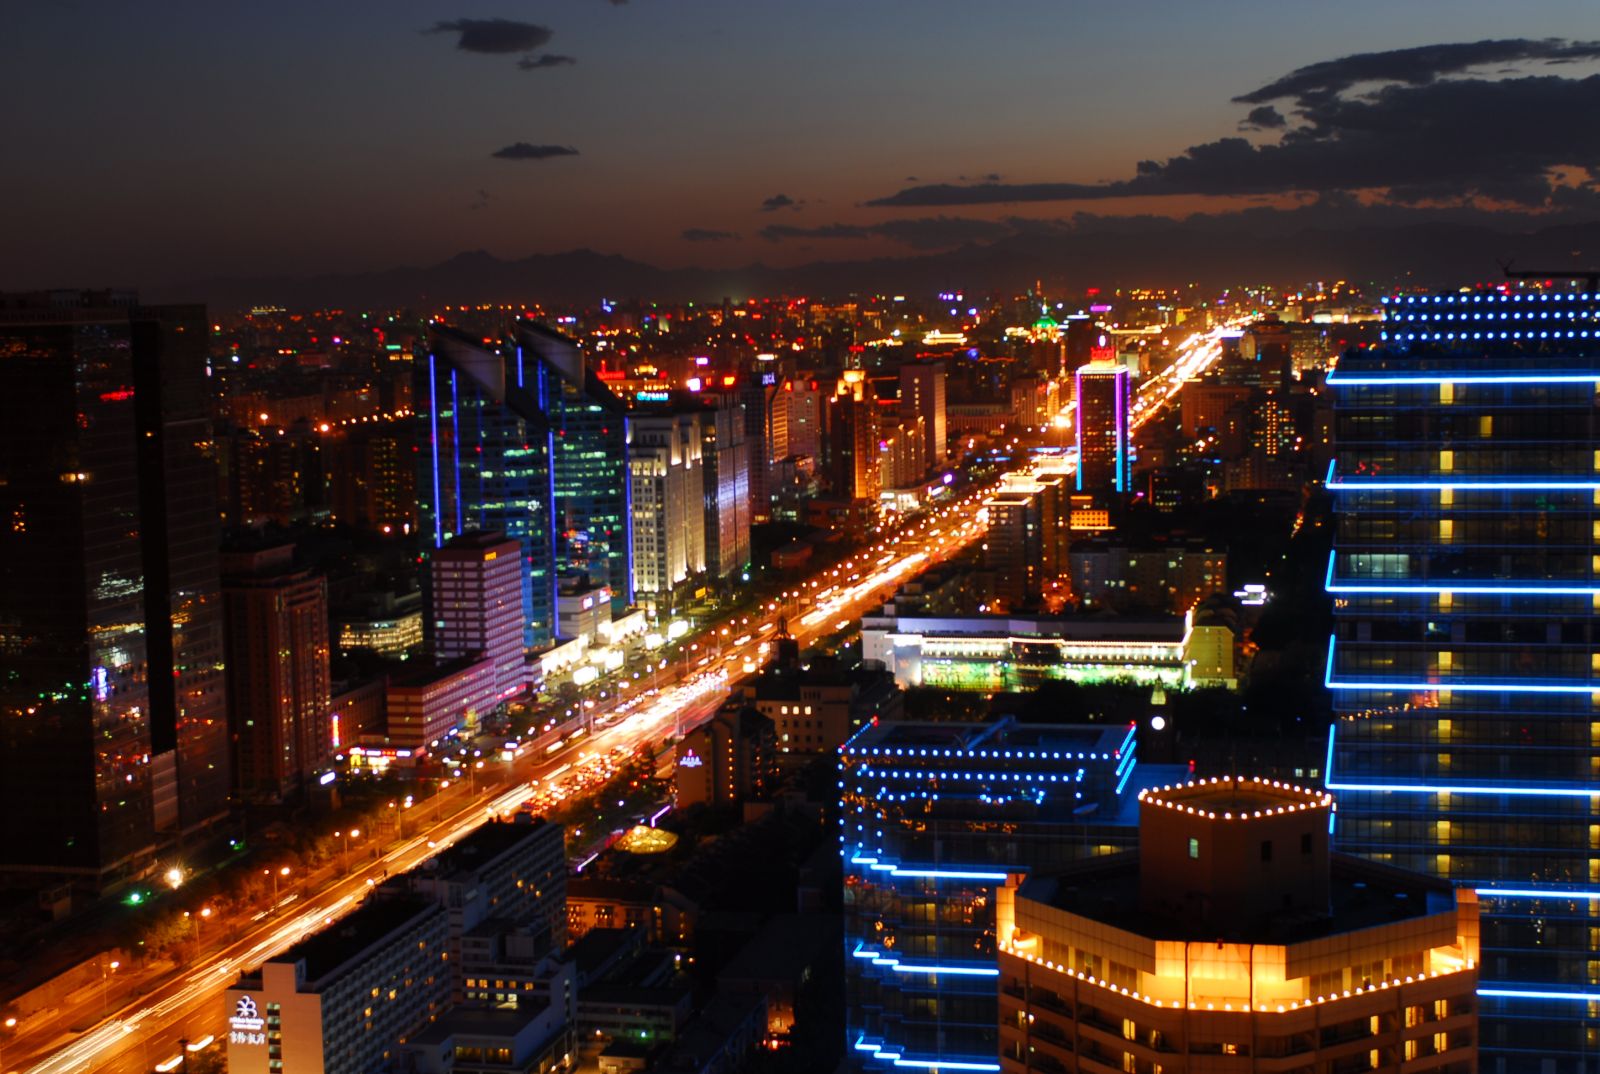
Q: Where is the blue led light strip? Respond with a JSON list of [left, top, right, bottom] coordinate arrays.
[[852, 1039, 1001, 1072], [1324, 636, 1599, 693], [1327, 372, 1600, 386], [1479, 987, 1600, 1003], [1328, 475, 1600, 491], [851, 941, 999, 976], [1326, 778, 1596, 798], [1115, 756, 1138, 797], [1477, 887, 1600, 900], [846, 855, 1009, 881]]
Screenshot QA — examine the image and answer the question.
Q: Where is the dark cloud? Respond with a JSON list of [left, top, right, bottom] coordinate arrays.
[[424, 18, 554, 54], [760, 223, 869, 242], [491, 143, 579, 161], [1239, 105, 1285, 130], [681, 228, 738, 242], [759, 193, 800, 212], [518, 54, 576, 70], [1235, 37, 1600, 105], [868, 43, 1600, 211], [760, 216, 1012, 250]]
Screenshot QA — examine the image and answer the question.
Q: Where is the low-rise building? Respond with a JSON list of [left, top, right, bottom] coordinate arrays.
[[403, 1004, 574, 1074], [225, 895, 448, 1074], [407, 816, 568, 998], [862, 608, 1236, 692], [385, 655, 499, 753], [674, 704, 776, 808]]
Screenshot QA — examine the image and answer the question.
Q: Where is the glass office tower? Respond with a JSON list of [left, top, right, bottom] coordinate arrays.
[[515, 321, 632, 611], [1325, 288, 1600, 1069], [419, 321, 630, 646], [841, 718, 1146, 1072], [418, 326, 557, 646]]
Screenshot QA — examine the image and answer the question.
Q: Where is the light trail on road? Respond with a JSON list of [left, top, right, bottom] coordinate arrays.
[[23, 324, 1232, 1074]]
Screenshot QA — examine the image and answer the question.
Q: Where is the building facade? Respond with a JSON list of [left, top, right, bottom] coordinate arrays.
[[1325, 287, 1600, 1068], [430, 530, 526, 702], [0, 292, 229, 887], [843, 718, 1159, 1073], [899, 361, 948, 469], [222, 545, 333, 803], [997, 777, 1480, 1073], [629, 409, 707, 599], [226, 895, 449, 1074], [1074, 362, 1130, 494]]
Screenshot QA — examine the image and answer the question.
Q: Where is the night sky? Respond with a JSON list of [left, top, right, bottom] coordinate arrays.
[[4, 0, 1598, 289]]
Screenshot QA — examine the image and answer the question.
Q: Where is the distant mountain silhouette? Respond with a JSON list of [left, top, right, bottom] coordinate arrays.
[[161, 218, 1600, 310]]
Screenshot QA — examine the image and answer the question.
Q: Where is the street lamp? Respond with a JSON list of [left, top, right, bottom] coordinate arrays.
[[334, 829, 360, 871], [183, 907, 213, 945], [99, 959, 119, 1015], [266, 866, 290, 906], [1, 1014, 16, 1073]]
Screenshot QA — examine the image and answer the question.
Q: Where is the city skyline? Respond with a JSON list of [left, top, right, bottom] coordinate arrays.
[[4, 2, 1598, 290]]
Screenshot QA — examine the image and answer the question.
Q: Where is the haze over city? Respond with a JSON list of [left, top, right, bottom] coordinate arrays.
[[5, 0, 1600, 291]]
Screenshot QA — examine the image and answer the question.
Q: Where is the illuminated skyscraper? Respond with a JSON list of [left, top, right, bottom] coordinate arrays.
[[628, 408, 707, 598], [1325, 287, 1600, 1067], [1074, 361, 1130, 493], [417, 325, 556, 646], [899, 360, 947, 469], [514, 320, 631, 610], [0, 292, 229, 890], [827, 370, 880, 503], [842, 718, 1150, 1073], [417, 321, 629, 647]]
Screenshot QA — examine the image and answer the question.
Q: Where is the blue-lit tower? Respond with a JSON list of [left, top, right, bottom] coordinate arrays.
[[417, 325, 557, 647], [514, 321, 633, 612], [841, 718, 1153, 1072], [1325, 287, 1600, 1068]]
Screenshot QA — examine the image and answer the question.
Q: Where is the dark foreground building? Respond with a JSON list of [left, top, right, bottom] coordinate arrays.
[[0, 290, 229, 891]]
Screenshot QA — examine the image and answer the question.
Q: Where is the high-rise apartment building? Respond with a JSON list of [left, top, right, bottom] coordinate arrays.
[[222, 545, 333, 803], [0, 291, 229, 889], [899, 361, 947, 469], [1325, 288, 1600, 1068], [629, 409, 707, 599], [1074, 362, 1130, 494], [417, 321, 629, 647], [700, 398, 752, 580], [985, 474, 1063, 606], [430, 530, 526, 702], [827, 370, 880, 503]]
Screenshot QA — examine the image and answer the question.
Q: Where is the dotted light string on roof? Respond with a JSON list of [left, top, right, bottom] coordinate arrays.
[[1136, 775, 1332, 819], [1000, 942, 1474, 1013]]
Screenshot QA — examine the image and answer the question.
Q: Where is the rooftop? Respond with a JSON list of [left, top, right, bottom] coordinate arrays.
[[1139, 775, 1331, 819], [421, 816, 557, 879], [272, 895, 438, 985], [844, 717, 1127, 759], [1020, 851, 1455, 946]]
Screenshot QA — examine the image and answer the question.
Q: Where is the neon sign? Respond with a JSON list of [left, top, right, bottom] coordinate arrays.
[[679, 750, 704, 769], [229, 996, 266, 1045]]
